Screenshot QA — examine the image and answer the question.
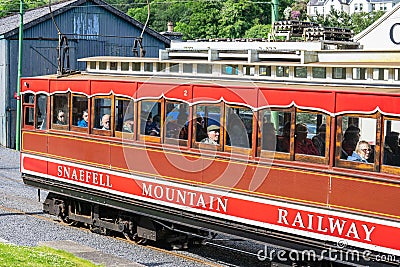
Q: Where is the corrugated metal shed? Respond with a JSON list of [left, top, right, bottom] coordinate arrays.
[[0, 0, 171, 148]]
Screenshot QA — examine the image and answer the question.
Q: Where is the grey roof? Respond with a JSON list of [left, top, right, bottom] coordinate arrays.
[[0, 0, 170, 44]]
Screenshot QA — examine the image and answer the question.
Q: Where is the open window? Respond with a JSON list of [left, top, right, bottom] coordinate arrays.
[[294, 110, 330, 164], [92, 96, 112, 136], [164, 100, 189, 146], [335, 114, 379, 171], [70, 94, 89, 133], [380, 117, 400, 174], [138, 99, 162, 143], [115, 97, 135, 140], [51, 93, 70, 130], [259, 108, 293, 160], [193, 103, 222, 150], [225, 105, 253, 154]]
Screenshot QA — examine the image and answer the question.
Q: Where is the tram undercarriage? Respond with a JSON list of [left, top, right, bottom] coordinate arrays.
[[23, 173, 398, 267]]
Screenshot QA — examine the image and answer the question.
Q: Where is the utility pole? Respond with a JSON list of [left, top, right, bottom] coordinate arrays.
[[16, 0, 23, 151], [272, 0, 279, 24]]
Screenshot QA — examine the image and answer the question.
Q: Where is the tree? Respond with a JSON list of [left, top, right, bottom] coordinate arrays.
[[244, 24, 272, 38]]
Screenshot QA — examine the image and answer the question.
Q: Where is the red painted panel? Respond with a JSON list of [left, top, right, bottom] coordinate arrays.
[[21, 78, 49, 94], [330, 177, 400, 217], [47, 135, 110, 167], [136, 82, 192, 102], [21, 132, 48, 154], [258, 88, 335, 114], [23, 156, 47, 174], [49, 80, 90, 95], [192, 85, 258, 107], [91, 80, 137, 97], [336, 93, 400, 115]]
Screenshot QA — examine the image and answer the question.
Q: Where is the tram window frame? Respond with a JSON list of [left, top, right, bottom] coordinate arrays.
[[197, 64, 212, 75], [258, 108, 294, 161], [276, 66, 289, 78], [221, 64, 239, 76], [164, 100, 189, 146], [312, 67, 326, 79], [22, 93, 35, 129], [70, 94, 89, 133], [192, 103, 223, 151], [380, 116, 400, 175], [332, 67, 346, 79], [259, 66, 271, 77], [169, 63, 179, 73], [294, 66, 307, 78], [114, 97, 135, 140], [335, 113, 380, 172], [91, 96, 113, 137], [373, 68, 389, 81], [224, 104, 254, 155], [352, 67, 367, 80], [294, 109, 330, 165], [35, 94, 48, 130], [121, 62, 129, 71], [183, 64, 193, 74], [243, 65, 255, 76], [51, 93, 70, 131], [138, 99, 163, 143]]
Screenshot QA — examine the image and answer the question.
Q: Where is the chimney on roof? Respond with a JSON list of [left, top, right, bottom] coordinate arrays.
[[167, 21, 174, 32], [160, 21, 183, 41]]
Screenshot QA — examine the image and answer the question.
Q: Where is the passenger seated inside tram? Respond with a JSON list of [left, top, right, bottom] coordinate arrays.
[[77, 110, 88, 127], [341, 125, 360, 159], [195, 116, 207, 142], [146, 114, 160, 136], [312, 124, 326, 156], [101, 114, 110, 130], [277, 122, 290, 152], [383, 131, 400, 166], [201, 125, 220, 145], [226, 116, 249, 148], [294, 123, 319, 156], [55, 109, 67, 125], [347, 140, 372, 163], [262, 122, 277, 151]]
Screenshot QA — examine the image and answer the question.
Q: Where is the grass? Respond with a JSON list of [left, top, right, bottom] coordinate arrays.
[[0, 243, 101, 267]]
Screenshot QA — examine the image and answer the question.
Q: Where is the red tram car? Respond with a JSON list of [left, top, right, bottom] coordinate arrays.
[[20, 42, 400, 266]]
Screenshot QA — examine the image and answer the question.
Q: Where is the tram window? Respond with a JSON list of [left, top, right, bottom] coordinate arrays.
[[89, 61, 96, 70], [340, 116, 376, 163], [72, 95, 88, 128], [352, 68, 367, 80], [169, 63, 179, 73], [295, 112, 327, 157], [382, 119, 400, 167], [35, 94, 47, 130], [197, 64, 212, 74], [333, 67, 346, 79], [183, 64, 193, 74], [259, 66, 271, 76], [139, 100, 161, 137], [276, 66, 289, 78], [222, 64, 239, 75], [165, 101, 189, 140], [115, 98, 134, 134], [110, 62, 117, 71], [373, 68, 389, 80], [312, 67, 326, 79], [260, 110, 291, 152], [243, 65, 255, 76], [132, 62, 141, 71], [157, 63, 167, 72], [99, 61, 107, 70], [194, 104, 221, 145], [144, 63, 153, 72], [395, 69, 400, 81], [121, 62, 129, 71], [225, 105, 252, 149], [93, 97, 112, 131], [23, 93, 35, 127], [51, 93, 69, 129], [294, 66, 307, 78]]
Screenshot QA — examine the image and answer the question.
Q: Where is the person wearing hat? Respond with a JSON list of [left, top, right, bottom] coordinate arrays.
[[201, 125, 220, 145]]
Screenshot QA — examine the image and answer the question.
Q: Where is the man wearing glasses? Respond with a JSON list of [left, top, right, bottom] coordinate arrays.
[[101, 114, 110, 130], [347, 140, 372, 163]]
